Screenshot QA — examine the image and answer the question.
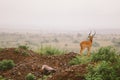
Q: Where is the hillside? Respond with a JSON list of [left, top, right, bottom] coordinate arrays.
[[0, 48, 86, 80], [0, 46, 120, 80]]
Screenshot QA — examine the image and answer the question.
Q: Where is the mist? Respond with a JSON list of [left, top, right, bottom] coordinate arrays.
[[0, 0, 120, 32]]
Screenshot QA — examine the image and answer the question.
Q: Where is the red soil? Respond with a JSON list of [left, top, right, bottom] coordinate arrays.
[[0, 48, 87, 80]]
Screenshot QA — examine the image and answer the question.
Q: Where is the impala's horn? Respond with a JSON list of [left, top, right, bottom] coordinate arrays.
[[89, 31, 92, 36], [92, 31, 96, 36]]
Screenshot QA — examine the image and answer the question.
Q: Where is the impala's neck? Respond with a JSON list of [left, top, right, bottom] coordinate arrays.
[[90, 39, 93, 43], [89, 37, 93, 43]]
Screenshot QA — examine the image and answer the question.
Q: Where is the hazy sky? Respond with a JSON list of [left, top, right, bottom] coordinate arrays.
[[0, 0, 120, 31]]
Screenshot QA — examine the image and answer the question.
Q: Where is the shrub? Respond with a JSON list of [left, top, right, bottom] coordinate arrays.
[[69, 56, 81, 65], [21, 51, 29, 56], [73, 40, 79, 43], [37, 46, 66, 55], [0, 76, 6, 80], [18, 45, 29, 50], [14, 48, 29, 56], [0, 60, 15, 71], [111, 38, 120, 47], [25, 73, 36, 80], [38, 75, 49, 80], [69, 56, 90, 65], [92, 42, 100, 47], [52, 38, 59, 43], [85, 61, 119, 80], [85, 46, 120, 80], [0, 48, 4, 52], [14, 48, 20, 53], [90, 46, 118, 63]]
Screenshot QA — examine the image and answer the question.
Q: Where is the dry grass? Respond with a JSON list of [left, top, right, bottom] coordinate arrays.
[[0, 32, 120, 53]]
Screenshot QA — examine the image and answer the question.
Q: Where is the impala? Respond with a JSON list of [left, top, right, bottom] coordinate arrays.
[[80, 31, 96, 56]]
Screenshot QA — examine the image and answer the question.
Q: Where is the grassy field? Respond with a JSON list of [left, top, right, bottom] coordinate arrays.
[[0, 31, 120, 80], [0, 32, 120, 53]]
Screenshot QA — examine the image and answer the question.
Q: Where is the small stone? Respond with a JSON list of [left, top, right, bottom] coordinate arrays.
[[18, 71, 21, 76]]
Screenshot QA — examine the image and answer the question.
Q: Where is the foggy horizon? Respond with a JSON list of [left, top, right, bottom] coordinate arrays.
[[0, 0, 120, 32]]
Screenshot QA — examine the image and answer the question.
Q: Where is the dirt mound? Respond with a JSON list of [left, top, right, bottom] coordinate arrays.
[[0, 48, 24, 63], [0, 48, 87, 80], [48, 64, 87, 80]]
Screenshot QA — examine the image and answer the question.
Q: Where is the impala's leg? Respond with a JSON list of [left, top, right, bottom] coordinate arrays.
[[80, 48, 83, 55], [87, 47, 91, 56], [80, 47, 85, 56]]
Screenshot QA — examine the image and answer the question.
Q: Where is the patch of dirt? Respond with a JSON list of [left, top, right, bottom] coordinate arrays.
[[0, 48, 87, 80], [48, 64, 87, 80]]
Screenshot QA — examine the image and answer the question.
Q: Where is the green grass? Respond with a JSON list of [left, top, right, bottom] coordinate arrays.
[[90, 46, 118, 63], [18, 45, 29, 50], [37, 46, 66, 55], [25, 73, 36, 80], [14, 48, 29, 56], [0, 48, 4, 52], [0, 76, 6, 80], [68, 46, 120, 80], [69, 55, 90, 65], [85, 46, 120, 80], [0, 60, 15, 71], [38, 75, 50, 80]]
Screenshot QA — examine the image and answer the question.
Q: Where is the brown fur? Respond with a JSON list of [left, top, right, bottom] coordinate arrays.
[[80, 32, 95, 56]]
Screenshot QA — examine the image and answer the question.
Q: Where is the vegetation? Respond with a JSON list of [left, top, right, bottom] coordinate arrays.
[[14, 45, 30, 56], [92, 42, 100, 47], [37, 46, 66, 55], [69, 56, 90, 65], [0, 60, 15, 71], [90, 46, 118, 63], [0, 32, 120, 80], [21, 50, 29, 56], [38, 75, 50, 80], [85, 46, 120, 80], [73, 40, 79, 43], [14, 48, 29, 56], [86, 61, 113, 80], [52, 38, 59, 43], [0, 32, 120, 53], [0, 48, 4, 52], [0, 76, 6, 80], [69, 46, 120, 80], [25, 73, 36, 80], [18, 45, 29, 50]]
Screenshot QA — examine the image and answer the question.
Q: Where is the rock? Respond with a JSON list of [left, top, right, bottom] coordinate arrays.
[[17, 71, 21, 76]]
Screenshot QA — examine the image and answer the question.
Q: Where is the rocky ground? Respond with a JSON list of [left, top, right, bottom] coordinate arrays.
[[0, 48, 87, 80]]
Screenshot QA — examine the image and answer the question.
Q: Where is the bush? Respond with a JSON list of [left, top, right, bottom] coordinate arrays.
[[0, 76, 6, 80], [85, 61, 119, 80], [69, 56, 90, 65], [52, 38, 59, 43], [14, 48, 29, 56], [73, 40, 79, 43], [21, 51, 29, 56], [0, 60, 15, 71], [25, 73, 36, 80], [14, 48, 20, 53], [92, 42, 100, 47], [111, 38, 120, 47], [90, 46, 118, 63], [18, 45, 29, 50], [0, 48, 4, 52], [38, 75, 49, 80], [37, 46, 66, 55], [85, 46, 120, 80]]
